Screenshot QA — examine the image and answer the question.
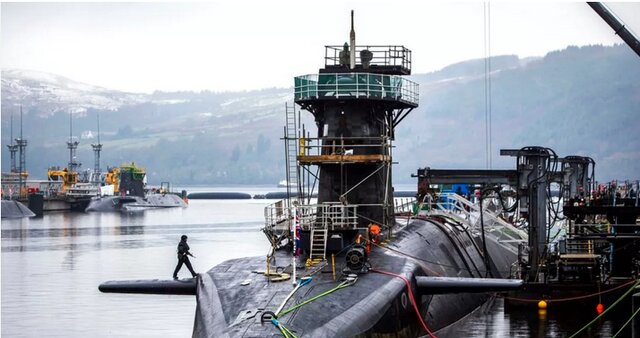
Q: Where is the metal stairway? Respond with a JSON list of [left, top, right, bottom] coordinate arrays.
[[310, 228, 328, 260], [284, 103, 298, 205]]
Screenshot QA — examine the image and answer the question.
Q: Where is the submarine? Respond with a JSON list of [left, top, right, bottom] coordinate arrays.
[[1, 199, 35, 218], [86, 163, 187, 212], [99, 12, 524, 337]]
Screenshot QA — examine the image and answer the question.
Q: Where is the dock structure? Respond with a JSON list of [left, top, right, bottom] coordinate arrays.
[[418, 149, 640, 314]]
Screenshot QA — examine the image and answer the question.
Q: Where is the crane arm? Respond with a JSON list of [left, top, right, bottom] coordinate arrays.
[[588, 2, 640, 58]]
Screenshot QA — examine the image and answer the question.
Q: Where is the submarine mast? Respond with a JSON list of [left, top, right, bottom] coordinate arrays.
[[293, 10, 418, 237]]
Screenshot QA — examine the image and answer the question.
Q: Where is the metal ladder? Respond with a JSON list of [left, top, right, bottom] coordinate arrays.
[[284, 103, 298, 205], [310, 228, 328, 260]]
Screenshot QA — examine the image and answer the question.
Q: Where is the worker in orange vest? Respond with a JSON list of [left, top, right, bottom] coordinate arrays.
[[367, 223, 381, 253]]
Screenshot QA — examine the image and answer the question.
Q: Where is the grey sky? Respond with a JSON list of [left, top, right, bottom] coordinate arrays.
[[2, 1, 639, 93]]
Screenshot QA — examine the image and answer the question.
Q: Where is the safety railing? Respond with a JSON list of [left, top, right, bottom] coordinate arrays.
[[264, 201, 361, 231], [297, 136, 390, 157], [318, 203, 359, 230], [557, 239, 595, 255], [394, 197, 416, 214], [324, 45, 412, 71], [294, 73, 419, 106]]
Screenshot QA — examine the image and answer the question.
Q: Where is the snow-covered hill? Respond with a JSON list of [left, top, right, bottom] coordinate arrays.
[[1, 69, 147, 116]]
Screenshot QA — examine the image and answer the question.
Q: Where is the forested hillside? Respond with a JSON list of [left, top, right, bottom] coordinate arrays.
[[2, 44, 639, 185]]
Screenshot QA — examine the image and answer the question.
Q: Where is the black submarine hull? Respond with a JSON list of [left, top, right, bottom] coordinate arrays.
[[192, 215, 518, 337], [1, 200, 35, 218], [85, 194, 187, 212]]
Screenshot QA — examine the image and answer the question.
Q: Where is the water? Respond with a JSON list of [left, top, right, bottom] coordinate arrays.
[[1, 187, 630, 337]]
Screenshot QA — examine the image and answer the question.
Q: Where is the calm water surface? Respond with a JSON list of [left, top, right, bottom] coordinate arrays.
[[1, 186, 629, 337]]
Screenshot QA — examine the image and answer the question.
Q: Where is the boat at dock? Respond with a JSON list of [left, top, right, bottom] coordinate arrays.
[[46, 166, 101, 211]]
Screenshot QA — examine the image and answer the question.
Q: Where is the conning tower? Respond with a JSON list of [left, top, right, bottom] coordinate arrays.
[[293, 11, 418, 234]]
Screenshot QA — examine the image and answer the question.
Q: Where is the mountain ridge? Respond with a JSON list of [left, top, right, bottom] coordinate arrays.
[[2, 44, 639, 184]]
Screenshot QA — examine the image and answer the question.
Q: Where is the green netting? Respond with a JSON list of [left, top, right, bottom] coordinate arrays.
[[294, 73, 416, 104]]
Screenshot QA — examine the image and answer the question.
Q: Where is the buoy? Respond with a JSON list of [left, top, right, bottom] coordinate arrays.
[[538, 309, 547, 319], [538, 300, 547, 309], [596, 303, 604, 314]]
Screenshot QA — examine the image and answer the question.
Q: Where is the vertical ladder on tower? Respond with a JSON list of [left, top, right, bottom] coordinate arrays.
[[310, 228, 328, 260], [284, 103, 299, 206]]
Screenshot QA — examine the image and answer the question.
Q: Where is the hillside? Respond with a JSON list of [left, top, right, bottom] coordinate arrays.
[[2, 44, 639, 185], [395, 44, 640, 182]]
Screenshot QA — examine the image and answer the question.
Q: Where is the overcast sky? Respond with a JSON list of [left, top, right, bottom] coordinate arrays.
[[2, 1, 639, 93]]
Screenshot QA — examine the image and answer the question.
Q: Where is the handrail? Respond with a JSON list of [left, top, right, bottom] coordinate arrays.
[[294, 73, 419, 106], [297, 135, 390, 157], [324, 45, 412, 71], [264, 201, 362, 231]]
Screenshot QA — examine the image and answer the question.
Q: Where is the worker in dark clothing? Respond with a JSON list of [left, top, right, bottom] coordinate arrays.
[[173, 235, 197, 279]]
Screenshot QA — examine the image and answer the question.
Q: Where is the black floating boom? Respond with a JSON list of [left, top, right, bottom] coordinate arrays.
[[416, 276, 523, 294], [99, 278, 196, 295]]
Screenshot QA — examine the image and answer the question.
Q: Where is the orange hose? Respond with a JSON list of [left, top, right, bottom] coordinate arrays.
[[371, 269, 437, 338]]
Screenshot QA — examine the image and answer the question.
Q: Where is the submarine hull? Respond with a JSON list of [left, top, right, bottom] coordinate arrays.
[[1, 200, 35, 218], [193, 216, 517, 337], [85, 194, 187, 212]]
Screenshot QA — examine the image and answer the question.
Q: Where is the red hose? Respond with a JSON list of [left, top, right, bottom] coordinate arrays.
[[371, 269, 437, 338]]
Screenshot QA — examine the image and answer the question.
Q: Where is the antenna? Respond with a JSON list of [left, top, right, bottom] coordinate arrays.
[[16, 105, 28, 196], [91, 112, 103, 181], [20, 105, 23, 141], [97, 112, 101, 144], [66, 111, 80, 173], [10, 111, 13, 145], [350, 10, 356, 69], [7, 110, 18, 172], [7, 110, 16, 172], [19, 106, 23, 188]]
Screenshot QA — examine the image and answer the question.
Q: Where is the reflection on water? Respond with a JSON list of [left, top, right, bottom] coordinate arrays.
[[452, 296, 625, 337], [1, 192, 629, 337], [2, 198, 272, 337]]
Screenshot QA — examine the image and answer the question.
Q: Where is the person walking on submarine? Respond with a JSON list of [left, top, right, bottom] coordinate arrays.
[[173, 235, 197, 280]]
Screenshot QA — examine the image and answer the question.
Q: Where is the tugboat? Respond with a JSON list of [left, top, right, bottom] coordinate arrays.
[[42, 112, 99, 211], [100, 12, 523, 337], [46, 166, 95, 211]]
